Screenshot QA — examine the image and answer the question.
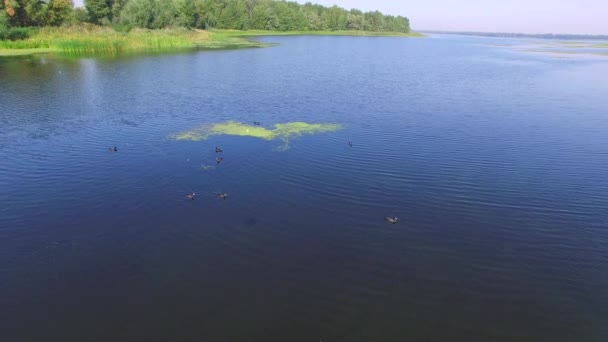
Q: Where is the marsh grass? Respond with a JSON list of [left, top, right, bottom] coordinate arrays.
[[0, 25, 207, 55], [195, 30, 270, 49], [48, 26, 198, 54]]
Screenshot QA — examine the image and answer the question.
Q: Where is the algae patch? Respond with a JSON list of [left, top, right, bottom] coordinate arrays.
[[174, 121, 342, 149]]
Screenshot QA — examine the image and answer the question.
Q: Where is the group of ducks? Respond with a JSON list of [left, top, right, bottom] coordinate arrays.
[[109, 122, 398, 224], [185, 145, 228, 201], [185, 191, 227, 201], [108, 144, 224, 201], [215, 146, 224, 164]]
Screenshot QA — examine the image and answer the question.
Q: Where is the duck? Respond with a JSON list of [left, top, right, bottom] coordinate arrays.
[[384, 217, 399, 224], [215, 193, 228, 200], [108, 146, 118, 152], [348, 141, 353, 147], [253, 121, 261, 126], [216, 157, 224, 164], [215, 146, 223, 153], [185, 192, 196, 200]]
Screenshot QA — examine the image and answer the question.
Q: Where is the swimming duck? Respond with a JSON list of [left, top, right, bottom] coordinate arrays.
[[215, 193, 228, 200], [215, 146, 223, 153], [348, 141, 353, 147], [216, 157, 224, 164], [185, 192, 196, 200], [384, 217, 399, 224], [253, 121, 261, 126], [108, 146, 118, 152]]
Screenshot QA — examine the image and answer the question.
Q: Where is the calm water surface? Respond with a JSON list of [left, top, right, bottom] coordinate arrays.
[[1, 35, 608, 341]]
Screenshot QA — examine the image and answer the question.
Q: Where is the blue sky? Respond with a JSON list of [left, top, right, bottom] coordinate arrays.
[[73, 0, 608, 34]]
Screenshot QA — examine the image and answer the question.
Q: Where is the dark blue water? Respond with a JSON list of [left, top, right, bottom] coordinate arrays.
[[1, 35, 607, 341]]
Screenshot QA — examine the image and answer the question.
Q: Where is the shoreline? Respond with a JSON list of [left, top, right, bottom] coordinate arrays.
[[216, 29, 425, 38], [0, 27, 424, 57]]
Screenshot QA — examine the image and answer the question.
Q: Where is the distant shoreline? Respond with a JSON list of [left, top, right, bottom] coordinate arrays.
[[422, 30, 608, 40], [0, 26, 424, 57]]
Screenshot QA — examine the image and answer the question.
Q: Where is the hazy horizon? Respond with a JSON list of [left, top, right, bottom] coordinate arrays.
[[72, 0, 608, 35]]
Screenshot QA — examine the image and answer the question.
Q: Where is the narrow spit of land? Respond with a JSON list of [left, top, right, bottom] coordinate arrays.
[[0, 26, 424, 56]]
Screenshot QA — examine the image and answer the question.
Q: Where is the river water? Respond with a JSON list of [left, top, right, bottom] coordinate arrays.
[[1, 34, 607, 341]]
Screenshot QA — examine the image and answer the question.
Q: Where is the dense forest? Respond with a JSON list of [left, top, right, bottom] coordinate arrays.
[[1, 0, 411, 39]]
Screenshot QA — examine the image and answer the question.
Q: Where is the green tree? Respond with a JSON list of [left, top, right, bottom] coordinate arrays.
[[250, 1, 277, 30], [303, 10, 320, 30], [364, 11, 386, 31], [176, 0, 197, 28], [84, 0, 112, 24], [119, 0, 156, 28], [119, 0, 175, 29], [26, 0, 48, 25], [73, 5, 87, 22], [0, 5, 9, 33], [346, 12, 363, 30], [110, 0, 126, 22], [46, 0, 74, 26], [154, 0, 176, 28], [195, 0, 219, 29]]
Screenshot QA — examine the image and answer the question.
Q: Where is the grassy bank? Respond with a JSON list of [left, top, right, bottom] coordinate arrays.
[[195, 29, 423, 49], [0, 25, 216, 55], [214, 29, 425, 37], [0, 48, 55, 56], [0, 25, 423, 56]]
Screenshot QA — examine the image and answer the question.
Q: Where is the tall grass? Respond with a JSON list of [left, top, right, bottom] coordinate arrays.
[[0, 24, 207, 54], [0, 38, 50, 49], [50, 26, 200, 54]]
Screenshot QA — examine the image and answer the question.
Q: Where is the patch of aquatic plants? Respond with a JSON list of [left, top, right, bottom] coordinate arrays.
[[174, 121, 342, 150], [195, 30, 271, 49]]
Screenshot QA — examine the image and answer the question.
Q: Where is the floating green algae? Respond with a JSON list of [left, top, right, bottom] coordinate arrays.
[[174, 121, 342, 149]]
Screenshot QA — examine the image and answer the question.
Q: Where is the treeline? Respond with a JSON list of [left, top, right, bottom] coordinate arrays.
[[1, 1, 75, 37], [1, 0, 410, 36], [110, 0, 410, 32]]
